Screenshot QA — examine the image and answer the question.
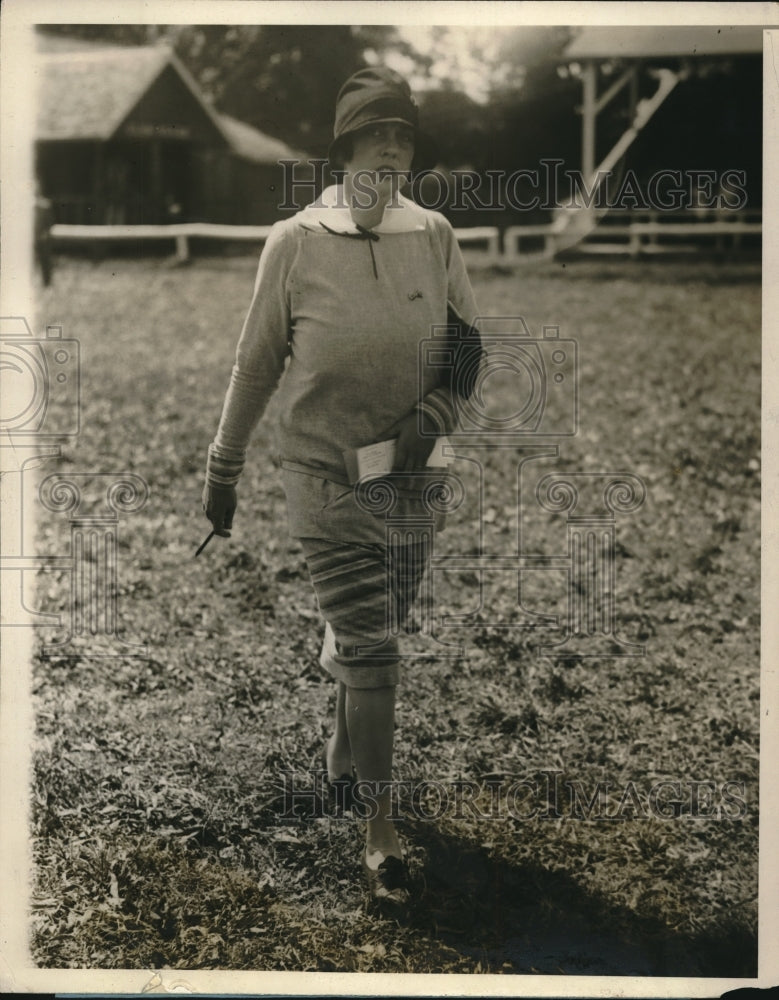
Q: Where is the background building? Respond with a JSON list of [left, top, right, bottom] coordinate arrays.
[[35, 35, 307, 227]]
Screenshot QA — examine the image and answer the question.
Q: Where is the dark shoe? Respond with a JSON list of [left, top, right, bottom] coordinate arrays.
[[362, 849, 410, 912]]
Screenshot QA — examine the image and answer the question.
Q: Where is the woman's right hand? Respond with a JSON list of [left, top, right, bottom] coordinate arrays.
[[202, 484, 237, 537]]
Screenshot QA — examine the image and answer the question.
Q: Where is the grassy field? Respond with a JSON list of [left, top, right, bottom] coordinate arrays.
[[27, 252, 760, 976]]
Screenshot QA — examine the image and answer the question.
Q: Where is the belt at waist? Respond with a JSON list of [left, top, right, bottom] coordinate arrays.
[[279, 458, 449, 500], [280, 459, 350, 487]]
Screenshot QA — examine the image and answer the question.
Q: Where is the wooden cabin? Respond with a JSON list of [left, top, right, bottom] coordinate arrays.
[[35, 37, 309, 227]]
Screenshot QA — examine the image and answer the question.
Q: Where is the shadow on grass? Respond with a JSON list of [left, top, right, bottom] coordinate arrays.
[[401, 819, 756, 978]]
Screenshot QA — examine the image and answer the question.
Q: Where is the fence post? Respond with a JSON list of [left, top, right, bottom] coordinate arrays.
[[175, 233, 189, 263]]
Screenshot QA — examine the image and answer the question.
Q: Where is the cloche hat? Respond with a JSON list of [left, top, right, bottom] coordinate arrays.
[[328, 66, 437, 172]]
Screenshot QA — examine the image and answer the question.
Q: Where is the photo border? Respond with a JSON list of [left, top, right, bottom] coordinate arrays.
[[1, 1, 776, 995]]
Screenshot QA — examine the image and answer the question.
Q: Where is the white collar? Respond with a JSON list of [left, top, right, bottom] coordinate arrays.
[[296, 184, 428, 235]]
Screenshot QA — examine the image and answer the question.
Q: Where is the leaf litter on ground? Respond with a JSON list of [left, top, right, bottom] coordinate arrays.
[[28, 254, 760, 975]]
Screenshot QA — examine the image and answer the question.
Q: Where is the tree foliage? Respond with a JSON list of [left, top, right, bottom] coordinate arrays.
[[36, 23, 761, 208], [38, 24, 430, 157], [175, 26, 366, 154]]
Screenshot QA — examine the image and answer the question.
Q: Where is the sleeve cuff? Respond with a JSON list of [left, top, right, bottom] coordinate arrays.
[[417, 386, 457, 435], [206, 442, 245, 488]]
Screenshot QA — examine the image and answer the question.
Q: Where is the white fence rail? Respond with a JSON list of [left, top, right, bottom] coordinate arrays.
[[50, 218, 760, 263], [50, 223, 275, 262], [51, 222, 502, 261], [625, 220, 762, 256], [451, 226, 501, 257], [504, 218, 762, 260]]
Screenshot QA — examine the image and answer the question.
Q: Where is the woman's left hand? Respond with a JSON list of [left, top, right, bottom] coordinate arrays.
[[378, 409, 437, 472]]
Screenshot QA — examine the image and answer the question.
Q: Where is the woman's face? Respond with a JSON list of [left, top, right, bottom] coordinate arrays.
[[344, 121, 415, 186]]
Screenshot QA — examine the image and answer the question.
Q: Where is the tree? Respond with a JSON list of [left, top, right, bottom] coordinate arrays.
[[171, 26, 366, 154], [417, 88, 489, 170], [37, 24, 433, 158]]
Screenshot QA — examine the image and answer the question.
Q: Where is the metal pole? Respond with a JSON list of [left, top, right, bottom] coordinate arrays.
[[581, 61, 597, 183]]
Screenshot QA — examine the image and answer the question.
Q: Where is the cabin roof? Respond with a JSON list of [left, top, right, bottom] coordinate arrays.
[[35, 39, 302, 163]]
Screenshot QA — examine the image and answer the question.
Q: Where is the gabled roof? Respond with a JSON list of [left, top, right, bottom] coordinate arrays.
[[217, 113, 305, 164], [37, 46, 175, 141], [564, 25, 765, 60], [35, 40, 302, 163], [36, 44, 232, 145]]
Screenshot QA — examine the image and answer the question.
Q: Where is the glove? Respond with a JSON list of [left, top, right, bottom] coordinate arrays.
[[202, 483, 237, 537], [378, 407, 438, 473]]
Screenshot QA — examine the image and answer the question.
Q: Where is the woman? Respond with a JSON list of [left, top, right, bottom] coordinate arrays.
[[203, 67, 479, 911]]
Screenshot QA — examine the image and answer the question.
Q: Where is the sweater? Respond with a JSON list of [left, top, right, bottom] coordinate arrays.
[[207, 185, 479, 542]]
